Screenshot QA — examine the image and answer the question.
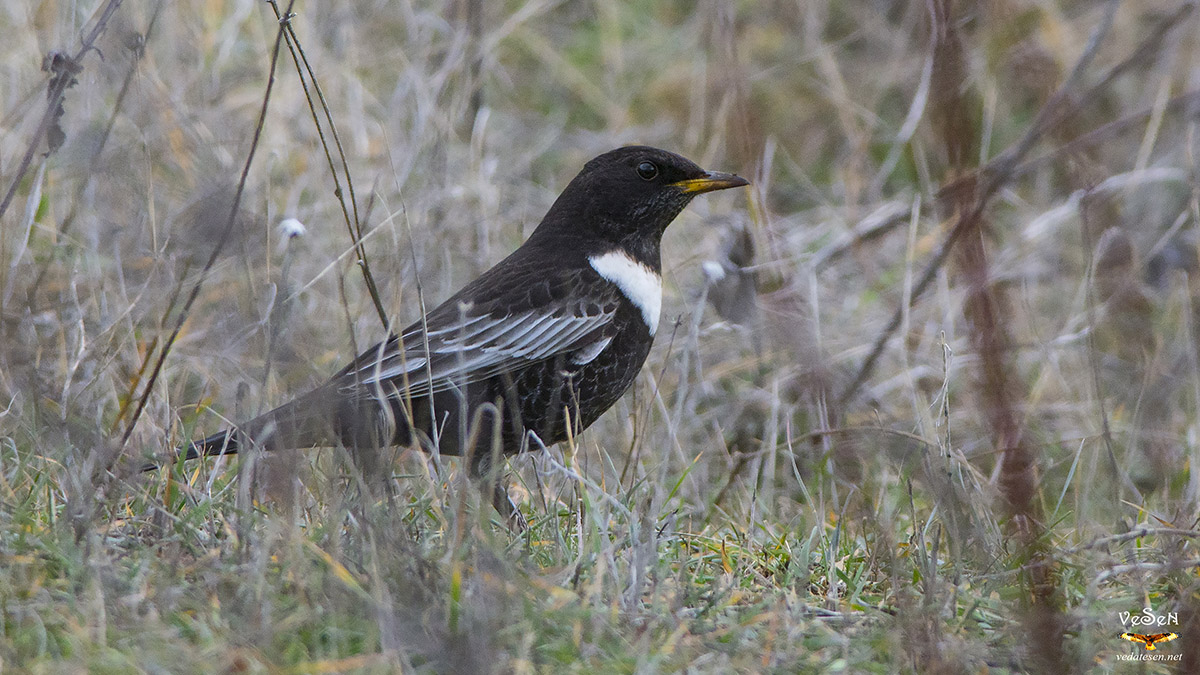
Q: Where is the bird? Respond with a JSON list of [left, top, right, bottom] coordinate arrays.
[[149, 146, 749, 522], [1120, 632, 1178, 650]]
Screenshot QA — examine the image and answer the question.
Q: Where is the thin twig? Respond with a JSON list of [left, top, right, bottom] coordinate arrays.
[[839, 0, 1133, 406], [1066, 527, 1200, 554], [1009, 89, 1200, 185], [938, 2, 1197, 204], [1090, 558, 1200, 591], [1078, 197, 1145, 505], [265, 0, 388, 329], [27, 1, 165, 311], [0, 0, 123, 224], [119, 2, 297, 448]]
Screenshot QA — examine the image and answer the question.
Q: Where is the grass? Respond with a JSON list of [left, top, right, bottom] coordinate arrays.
[[3, 0, 1200, 672]]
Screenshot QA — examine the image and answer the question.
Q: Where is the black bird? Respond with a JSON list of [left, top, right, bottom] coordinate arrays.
[[153, 146, 748, 520]]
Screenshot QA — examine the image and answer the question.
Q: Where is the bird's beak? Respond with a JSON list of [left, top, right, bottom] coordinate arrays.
[[673, 171, 750, 194]]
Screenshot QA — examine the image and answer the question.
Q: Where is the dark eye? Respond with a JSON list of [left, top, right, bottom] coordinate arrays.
[[636, 161, 659, 180]]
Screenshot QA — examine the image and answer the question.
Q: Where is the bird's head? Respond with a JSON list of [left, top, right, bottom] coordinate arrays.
[[534, 146, 748, 257]]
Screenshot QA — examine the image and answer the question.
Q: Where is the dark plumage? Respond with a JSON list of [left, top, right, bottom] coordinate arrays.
[[151, 146, 749, 521]]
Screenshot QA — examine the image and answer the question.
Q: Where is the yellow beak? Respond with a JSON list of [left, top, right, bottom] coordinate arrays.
[[673, 171, 750, 194]]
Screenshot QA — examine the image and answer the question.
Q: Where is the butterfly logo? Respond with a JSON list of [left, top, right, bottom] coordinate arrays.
[[1120, 632, 1178, 650]]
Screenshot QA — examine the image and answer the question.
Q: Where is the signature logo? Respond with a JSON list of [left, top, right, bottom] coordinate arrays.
[[1120, 632, 1178, 651], [1120, 608, 1178, 628]]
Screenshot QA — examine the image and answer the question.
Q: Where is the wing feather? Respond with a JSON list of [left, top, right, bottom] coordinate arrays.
[[341, 288, 618, 399]]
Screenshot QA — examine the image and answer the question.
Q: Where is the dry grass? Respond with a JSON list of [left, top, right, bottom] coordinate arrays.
[[3, 1, 1200, 672]]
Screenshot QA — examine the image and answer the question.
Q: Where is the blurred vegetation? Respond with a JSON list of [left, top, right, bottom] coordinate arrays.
[[2, 0, 1200, 672]]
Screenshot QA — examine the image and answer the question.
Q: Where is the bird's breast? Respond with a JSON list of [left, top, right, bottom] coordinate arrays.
[[587, 250, 662, 336], [558, 311, 654, 424]]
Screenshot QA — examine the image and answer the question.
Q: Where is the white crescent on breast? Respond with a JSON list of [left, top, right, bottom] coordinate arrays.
[[588, 250, 662, 336]]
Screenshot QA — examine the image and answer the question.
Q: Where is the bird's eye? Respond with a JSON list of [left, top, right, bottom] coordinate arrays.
[[636, 161, 659, 180]]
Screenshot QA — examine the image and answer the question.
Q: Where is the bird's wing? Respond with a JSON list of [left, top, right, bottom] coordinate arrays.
[[1120, 633, 1149, 644], [1148, 633, 1178, 643], [336, 267, 621, 399]]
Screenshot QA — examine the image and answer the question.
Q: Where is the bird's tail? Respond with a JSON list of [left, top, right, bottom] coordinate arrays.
[[141, 385, 345, 472], [187, 429, 241, 461], [139, 427, 242, 473]]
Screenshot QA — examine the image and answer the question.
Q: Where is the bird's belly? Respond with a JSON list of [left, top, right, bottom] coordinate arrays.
[[511, 326, 652, 448]]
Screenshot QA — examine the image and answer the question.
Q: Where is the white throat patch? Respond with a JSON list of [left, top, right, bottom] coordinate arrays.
[[588, 250, 662, 335]]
